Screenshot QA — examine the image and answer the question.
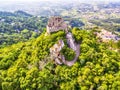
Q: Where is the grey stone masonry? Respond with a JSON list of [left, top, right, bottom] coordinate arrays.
[[47, 16, 68, 34]]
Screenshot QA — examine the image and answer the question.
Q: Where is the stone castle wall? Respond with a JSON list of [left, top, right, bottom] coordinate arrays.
[[47, 16, 68, 34]]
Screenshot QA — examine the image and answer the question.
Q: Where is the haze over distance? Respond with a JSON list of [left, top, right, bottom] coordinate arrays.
[[0, 0, 120, 15]]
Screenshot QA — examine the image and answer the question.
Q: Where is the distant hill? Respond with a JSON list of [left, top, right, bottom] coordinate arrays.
[[14, 10, 32, 17], [0, 11, 16, 17], [0, 11, 32, 17]]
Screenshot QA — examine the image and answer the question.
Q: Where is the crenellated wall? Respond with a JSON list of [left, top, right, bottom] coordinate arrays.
[[47, 16, 68, 34]]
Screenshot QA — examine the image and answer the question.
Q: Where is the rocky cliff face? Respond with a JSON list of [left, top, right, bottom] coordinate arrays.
[[49, 32, 80, 66], [66, 32, 76, 51], [50, 40, 65, 64], [49, 32, 79, 66]]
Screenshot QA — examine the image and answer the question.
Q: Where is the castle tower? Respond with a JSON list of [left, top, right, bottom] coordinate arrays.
[[46, 16, 68, 34]]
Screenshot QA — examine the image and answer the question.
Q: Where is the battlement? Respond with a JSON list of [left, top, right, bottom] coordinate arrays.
[[46, 16, 68, 34]]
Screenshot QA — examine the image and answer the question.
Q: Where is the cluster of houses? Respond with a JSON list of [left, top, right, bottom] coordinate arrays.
[[97, 29, 120, 42]]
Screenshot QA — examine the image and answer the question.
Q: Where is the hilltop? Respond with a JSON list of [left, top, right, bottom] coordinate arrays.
[[0, 26, 120, 89], [0, 0, 120, 89]]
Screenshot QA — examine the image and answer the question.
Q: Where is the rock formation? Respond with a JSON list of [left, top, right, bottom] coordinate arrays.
[[50, 40, 64, 64], [66, 32, 76, 51]]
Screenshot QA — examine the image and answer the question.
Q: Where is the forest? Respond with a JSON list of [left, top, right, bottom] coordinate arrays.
[[0, 11, 48, 47], [0, 27, 120, 90]]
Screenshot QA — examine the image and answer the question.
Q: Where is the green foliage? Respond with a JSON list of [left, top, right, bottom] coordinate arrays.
[[0, 28, 120, 90], [0, 13, 48, 47], [61, 46, 75, 61]]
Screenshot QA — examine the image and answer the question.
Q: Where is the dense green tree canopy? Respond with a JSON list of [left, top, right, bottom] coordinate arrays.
[[0, 12, 48, 47], [0, 28, 120, 90]]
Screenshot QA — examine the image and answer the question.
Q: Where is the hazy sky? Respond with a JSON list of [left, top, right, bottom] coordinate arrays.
[[0, 0, 120, 2], [0, 0, 119, 14], [0, 0, 120, 5]]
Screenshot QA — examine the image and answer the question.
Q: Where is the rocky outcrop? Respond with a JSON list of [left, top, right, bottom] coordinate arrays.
[[50, 40, 65, 64], [49, 32, 80, 66], [66, 32, 76, 51]]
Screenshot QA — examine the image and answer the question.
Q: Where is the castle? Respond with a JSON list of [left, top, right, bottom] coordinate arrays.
[[46, 16, 68, 34], [47, 16, 80, 66]]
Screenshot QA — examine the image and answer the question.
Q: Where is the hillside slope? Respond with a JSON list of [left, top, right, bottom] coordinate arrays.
[[0, 28, 120, 90]]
